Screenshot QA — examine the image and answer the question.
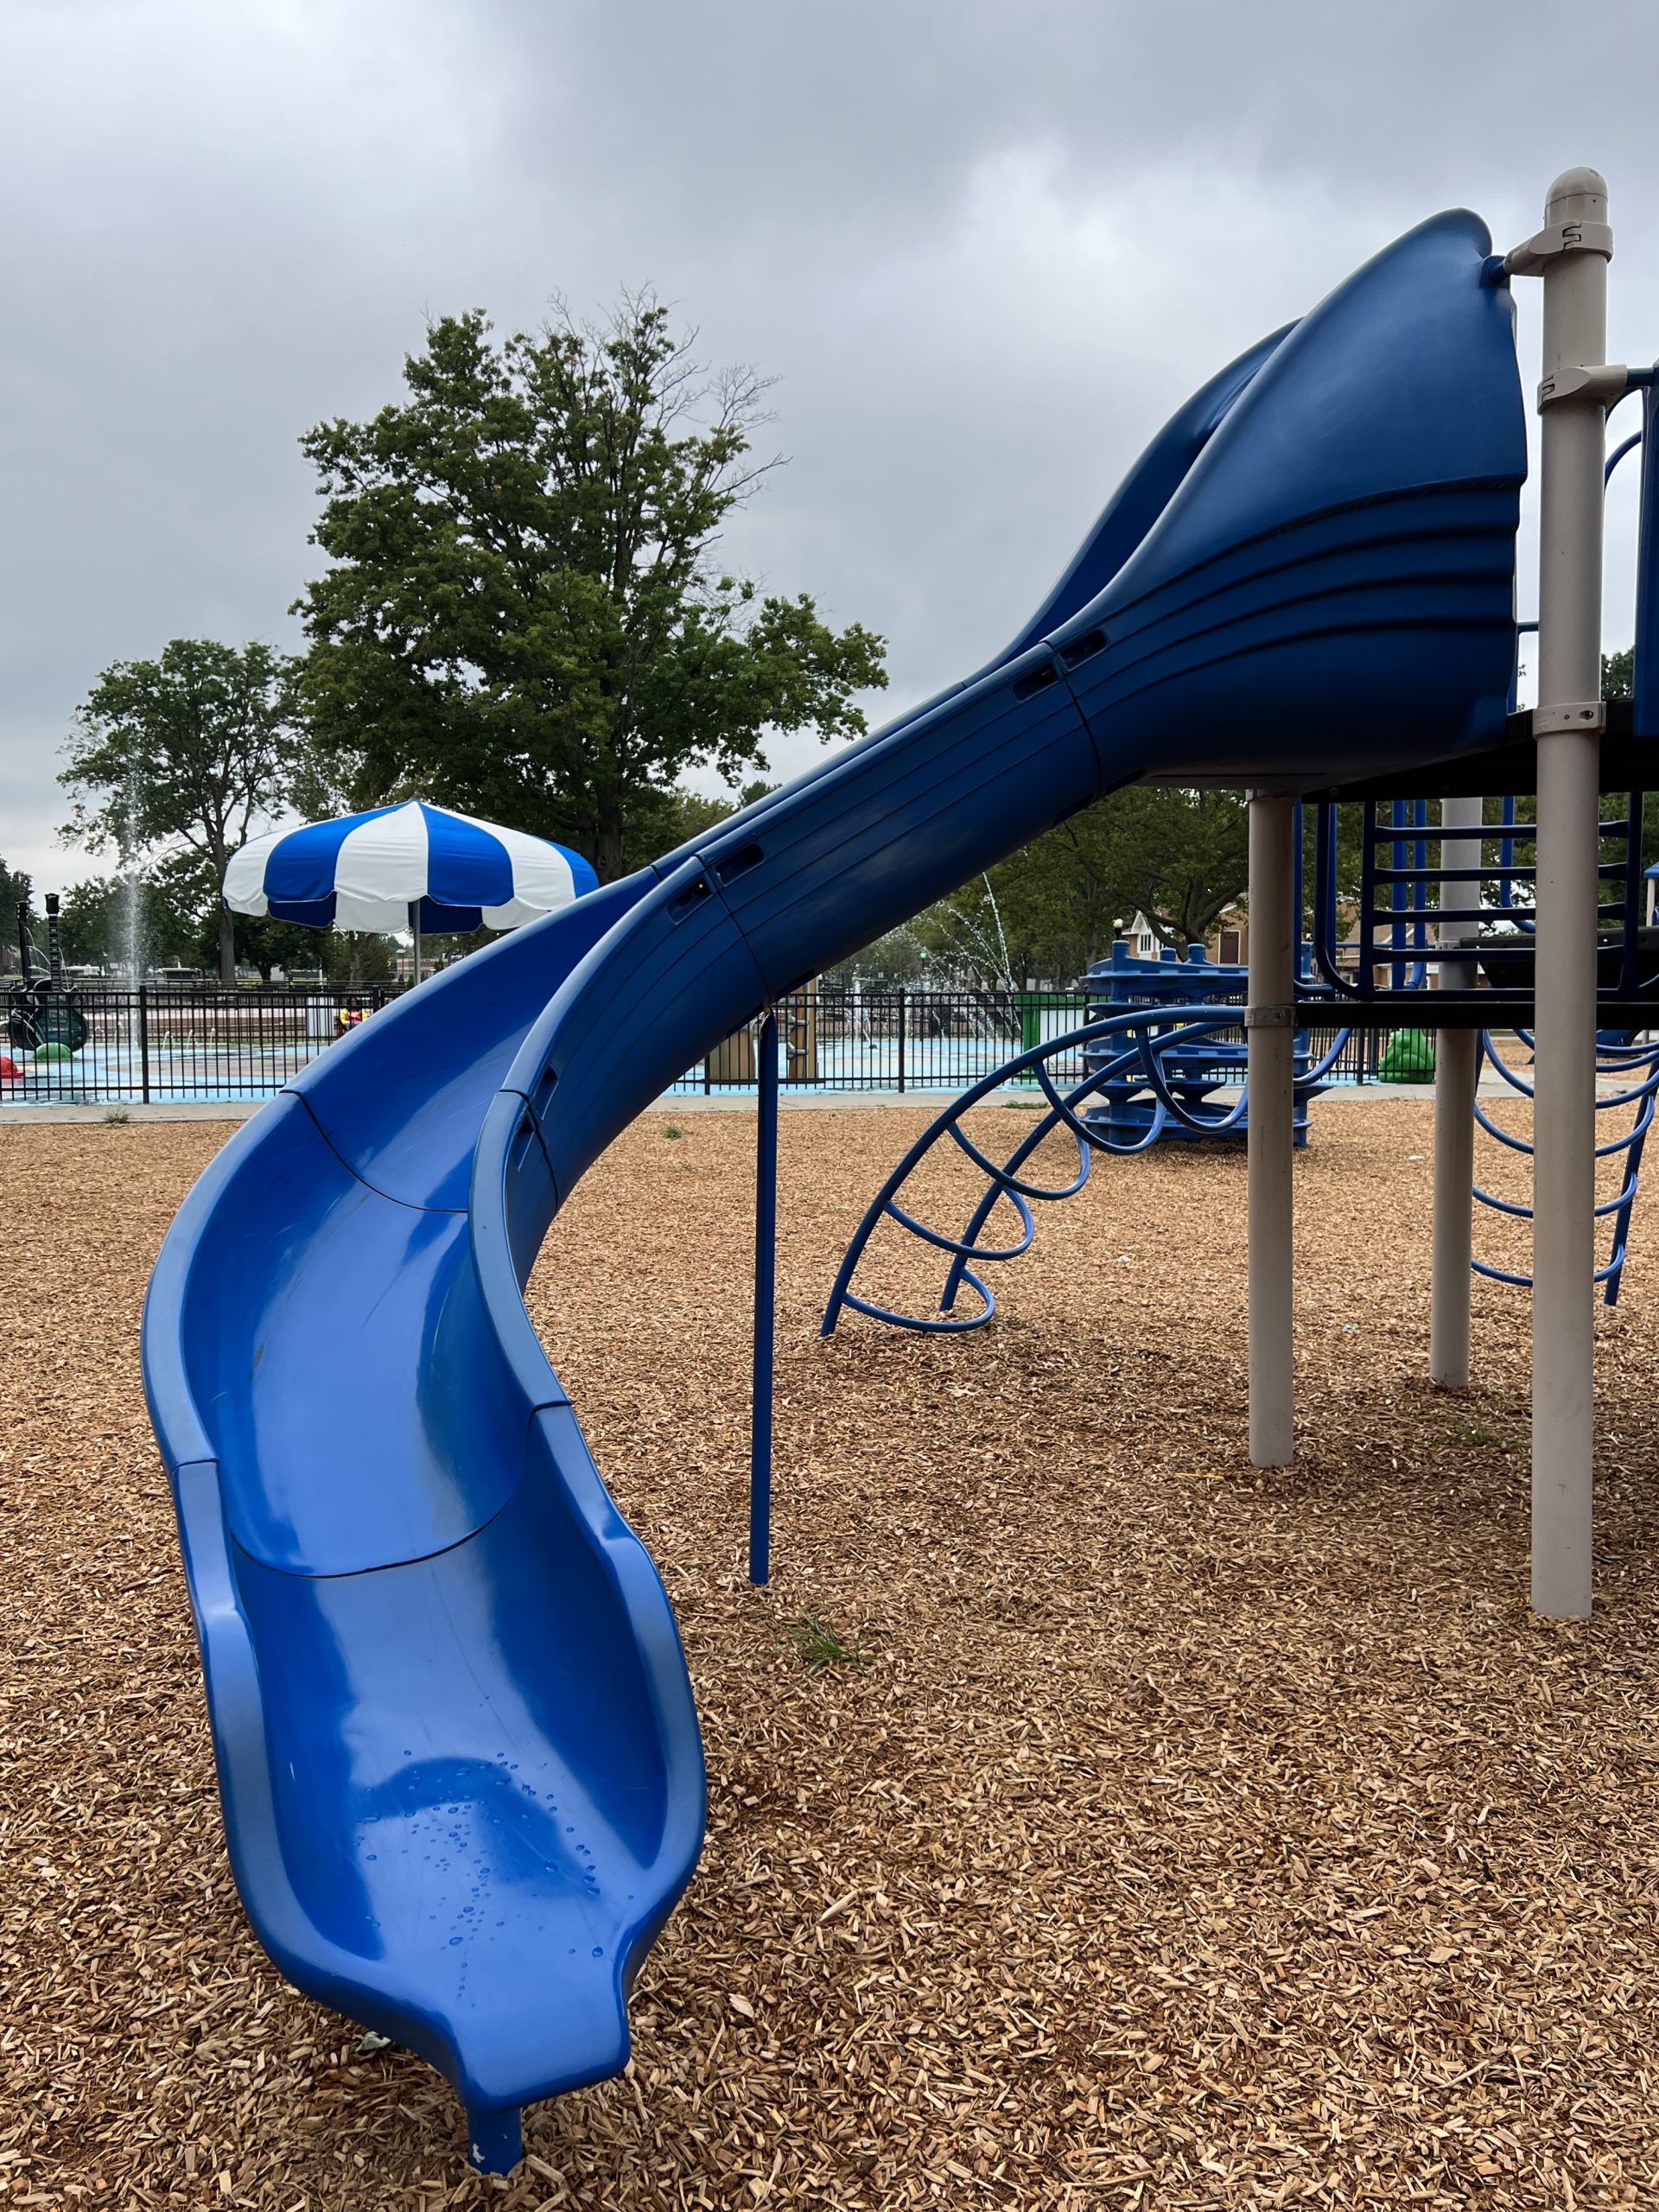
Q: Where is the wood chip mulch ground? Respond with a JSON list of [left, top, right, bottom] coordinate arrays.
[[3, 1099, 1658, 2209]]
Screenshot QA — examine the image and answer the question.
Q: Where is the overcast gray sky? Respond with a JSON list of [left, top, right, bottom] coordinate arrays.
[[5, 0, 1659, 892]]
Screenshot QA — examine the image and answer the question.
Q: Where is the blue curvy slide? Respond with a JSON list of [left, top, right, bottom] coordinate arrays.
[[143, 213, 1525, 2170]]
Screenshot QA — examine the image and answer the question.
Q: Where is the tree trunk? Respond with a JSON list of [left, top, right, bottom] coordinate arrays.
[[595, 801, 624, 884], [348, 933, 365, 987], [218, 901, 238, 987]]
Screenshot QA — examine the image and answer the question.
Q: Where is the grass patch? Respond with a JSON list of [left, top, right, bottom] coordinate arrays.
[[781, 1613, 868, 1676], [663, 1123, 685, 1140], [1449, 1415, 1515, 1452], [103, 1107, 132, 1125]]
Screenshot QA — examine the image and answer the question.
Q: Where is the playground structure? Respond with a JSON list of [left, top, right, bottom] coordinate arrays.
[[823, 778, 1659, 1332], [1081, 934, 1331, 1146], [821, 997, 1349, 1338], [140, 179, 1651, 2172]]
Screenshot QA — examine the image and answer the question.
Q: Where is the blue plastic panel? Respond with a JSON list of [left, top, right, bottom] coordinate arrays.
[[293, 874, 651, 1211], [172, 1423, 701, 2122], [1003, 323, 1293, 657], [1095, 214, 1518, 614]]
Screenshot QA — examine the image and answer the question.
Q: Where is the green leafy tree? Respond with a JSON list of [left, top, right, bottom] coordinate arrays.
[[1084, 786, 1249, 950], [55, 877, 128, 971], [0, 855, 32, 975], [60, 640, 301, 983], [215, 913, 315, 983], [906, 786, 1251, 985], [619, 779, 780, 871], [320, 931, 397, 987], [620, 784, 734, 873], [56, 872, 203, 973], [294, 296, 887, 880], [219, 916, 396, 988], [823, 923, 930, 987]]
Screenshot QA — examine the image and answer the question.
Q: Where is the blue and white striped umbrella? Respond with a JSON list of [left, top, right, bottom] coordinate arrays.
[[224, 802, 599, 933]]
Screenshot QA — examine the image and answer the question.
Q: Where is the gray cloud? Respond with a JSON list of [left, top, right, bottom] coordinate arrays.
[[3, 0, 1657, 891]]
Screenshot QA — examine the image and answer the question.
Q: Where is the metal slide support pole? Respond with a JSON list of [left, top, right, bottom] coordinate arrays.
[[749, 1011, 779, 1585], [1522, 169, 1611, 1619], [1248, 793, 1296, 1466], [1430, 793, 1483, 1387]]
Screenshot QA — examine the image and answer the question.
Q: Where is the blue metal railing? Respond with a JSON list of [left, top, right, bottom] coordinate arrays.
[[1308, 782, 1649, 1004], [1471, 1028, 1659, 1302], [821, 1005, 1351, 1335]]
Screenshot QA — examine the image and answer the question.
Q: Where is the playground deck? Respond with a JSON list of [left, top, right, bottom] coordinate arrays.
[[4, 1107, 1657, 2209]]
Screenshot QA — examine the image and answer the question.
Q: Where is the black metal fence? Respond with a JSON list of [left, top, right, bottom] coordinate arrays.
[[3, 986, 393, 1104], [668, 990, 1389, 1095], [1, 983, 1392, 1108], [673, 988, 1075, 1096]]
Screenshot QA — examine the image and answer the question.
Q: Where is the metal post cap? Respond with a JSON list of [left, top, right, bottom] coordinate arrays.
[[1546, 168, 1608, 222]]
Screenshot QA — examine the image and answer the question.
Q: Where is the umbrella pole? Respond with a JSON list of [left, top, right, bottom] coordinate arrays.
[[409, 900, 422, 989]]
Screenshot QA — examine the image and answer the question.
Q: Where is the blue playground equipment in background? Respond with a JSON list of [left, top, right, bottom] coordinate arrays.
[[824, 753, 1659, 1344], [819, 1004, 1285, 1336], [1081, 934, 1330, 1148], [827, 777, 1659, 1337], [819, 927, 1354, 1336], [1304, 774, 1659, 1302], [145, 207, 1599, 2171]]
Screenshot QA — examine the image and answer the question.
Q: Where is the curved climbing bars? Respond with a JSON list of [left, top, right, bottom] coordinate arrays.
[[1471, 1029, 1659, 1299], [823, 1007, 1351, 1336]]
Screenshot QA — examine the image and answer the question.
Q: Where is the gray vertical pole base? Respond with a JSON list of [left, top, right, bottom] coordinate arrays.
[[1429, 792, 1483, 1389], [1531, 732, 1599, 1619], [1248, 793, 1296, 1468], [1521, 166, 1609, 1622], [1429, 1027, 1478, 1388]]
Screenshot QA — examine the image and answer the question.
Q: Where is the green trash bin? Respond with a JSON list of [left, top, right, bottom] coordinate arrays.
[[1378, 1028, 1434, 1082], [1013, 991, 1083, 1084]]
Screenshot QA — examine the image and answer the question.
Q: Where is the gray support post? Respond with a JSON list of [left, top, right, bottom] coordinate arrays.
[[1430, 793, 1483, 1388], [1522, 168, 1611, 1619], [1247, 792, 1296, 1466]]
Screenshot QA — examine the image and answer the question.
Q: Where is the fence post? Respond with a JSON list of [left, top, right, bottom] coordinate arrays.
[[896, 991, 906, 1093], [138, 985, 151, 1105]]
